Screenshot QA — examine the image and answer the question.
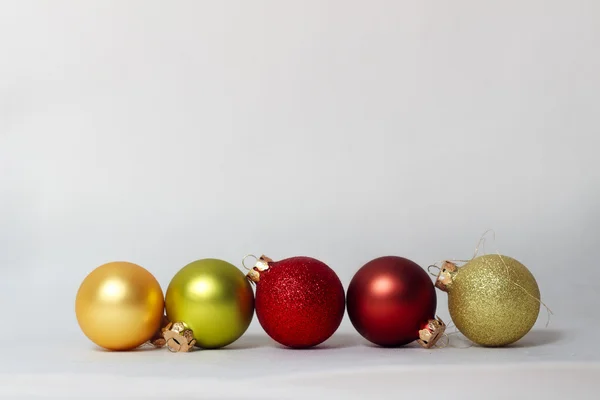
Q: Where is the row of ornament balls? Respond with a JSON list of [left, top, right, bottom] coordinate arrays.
[[75, 253, 541, 352]]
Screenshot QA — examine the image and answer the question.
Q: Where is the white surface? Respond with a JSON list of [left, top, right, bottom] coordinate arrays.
[[1, 1, 599, 398], [0, 329, 598, 399]]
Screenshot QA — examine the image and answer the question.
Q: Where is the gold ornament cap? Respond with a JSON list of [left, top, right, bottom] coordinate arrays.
[[162, 322, 196, 352], [148, 315, 171, 348], [417, 317, 447, 348], [244, 255, 273, 283], [434, 261, 459, 292]]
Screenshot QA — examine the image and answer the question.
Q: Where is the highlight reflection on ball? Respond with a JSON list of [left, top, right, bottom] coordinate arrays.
[[75, 262, 165, 351], [165, 259, 254, 349]]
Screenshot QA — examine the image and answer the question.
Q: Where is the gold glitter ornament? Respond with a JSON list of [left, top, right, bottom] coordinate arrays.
[[435, 255, 540, 347]]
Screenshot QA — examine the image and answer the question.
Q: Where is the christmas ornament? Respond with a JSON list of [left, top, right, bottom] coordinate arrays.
[[165, 258, 254, 350], [245, 255, 345, 348], [435, 254, 540, 347], [75, 261, 165, 351], [346, 256, 444, 348]]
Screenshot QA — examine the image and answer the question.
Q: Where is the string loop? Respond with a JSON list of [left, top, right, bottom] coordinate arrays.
[[470, 230, 554, 327], [241, 254, 258, 271], [166, 338, 179, 353], [427, 264, 441, 277]]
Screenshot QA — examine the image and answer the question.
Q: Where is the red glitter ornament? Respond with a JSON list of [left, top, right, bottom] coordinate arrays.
[[346, 256, 445, 348], [245, 255, 345, 349]]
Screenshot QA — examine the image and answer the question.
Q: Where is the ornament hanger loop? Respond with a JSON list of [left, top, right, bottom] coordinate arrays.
[[242, 255, 259, 271], [434, 333, 450, 349], [427, 264, 441, 277], [165, 338, 179, 353], [472, 229, 496, 259]]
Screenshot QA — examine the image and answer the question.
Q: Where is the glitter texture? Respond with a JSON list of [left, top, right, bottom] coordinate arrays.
[[447, 255, 540, 347], [254, 256, 345, 348]]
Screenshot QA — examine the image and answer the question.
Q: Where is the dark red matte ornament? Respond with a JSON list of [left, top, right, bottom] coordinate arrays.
[[246, 255, 345, 349], [346, 256, 444, 348]]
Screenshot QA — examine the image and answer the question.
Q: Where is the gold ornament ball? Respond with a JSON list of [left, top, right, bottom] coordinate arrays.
[[165, 259, 254, 349], [439, 255, 540, 347], [75, 262, 165, 351]]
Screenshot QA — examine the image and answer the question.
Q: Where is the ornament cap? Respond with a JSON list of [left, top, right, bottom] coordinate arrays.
[[417, 316, 447, 348], [147, 315, 171, 348], [435, 261, 459, 292], [162, 322, 196, 352], [245, 255, 273, 283]]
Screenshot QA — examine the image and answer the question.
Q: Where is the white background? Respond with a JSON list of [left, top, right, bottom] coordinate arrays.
[[1, 1, 599, 398]]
